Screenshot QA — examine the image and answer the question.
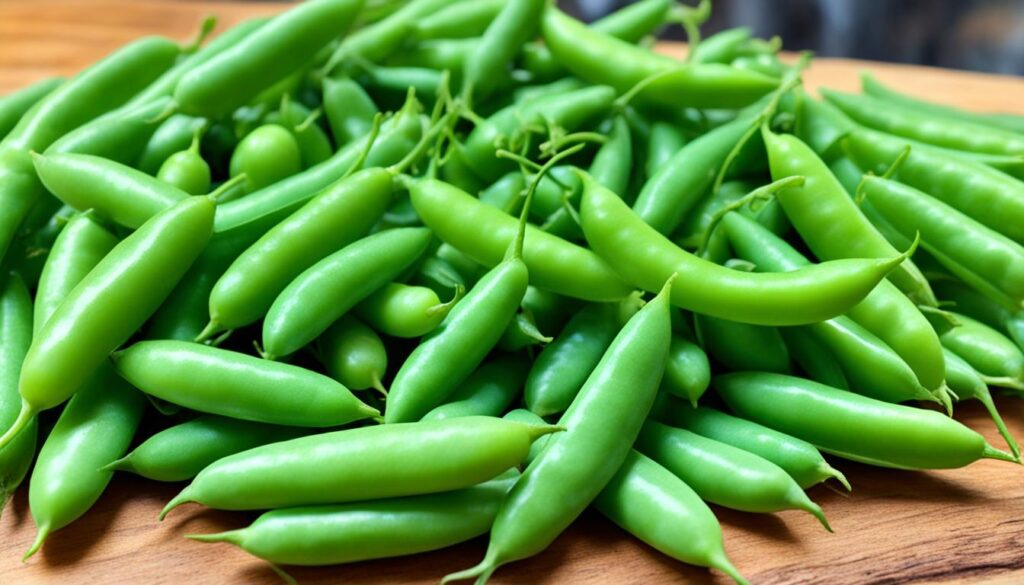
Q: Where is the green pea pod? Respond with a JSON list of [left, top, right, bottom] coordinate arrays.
[[780, 327, 850, 390], [24, 364, 145, 560], [462, 0, 545, 103], [410, 178, 631, 302], [504, 408, 747, 585], [327, 0, 458, 65], [695, 314, 791, 374], [322, 76, 379, 147], [932, 279, 1024, 351], [262, 227, 432, 360], [794, 91, 856, 160], [690, 27, 753, 64], [206, 168, 395, 336], [655, 399, 849, 490], [645, 120, 688, 181], [673, 180, 756, 249], [423, 354, 528, 421], [105, 414, 308, 482], [33, 212, 118, 334], [861, 175, 1024, 308], [113, 340, 377, 426], [175, 0, 363, 118], [187, 470, 519, 567], [137, 114, 207, 175], [161, 416, 558, 516], [391, 38, 473, 76], [317, 315, 389, 394], [541, 7, 778, 110], [0, 77, 63, 140], [580, 170, 908, 325], [939, 313, 1024, 387], [845, 127, 1024, 246], [356, 282, 458, 338], [589, 114, 633, 196], [263, 101, 333, 169], [156, 130, 211, 195], [229, 124, 302, 193], [45, 96, 170, 165], [636, 421, 830, 529], [0, 195, 214, 451], [443, 279, 672, 584], [33, 152, 189, 229], [440, 141, 488, 195], [0, 274, 37, 516], [145, 249, 228, 342], [942, 349, 1019, 458], [662, 335, 711, 406], [715, 372, 1016, 469], [360, 66, 445, 101], [415, 0, 504, 40]]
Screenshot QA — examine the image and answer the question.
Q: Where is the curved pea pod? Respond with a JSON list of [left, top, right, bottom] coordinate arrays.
[[579, 170, 909, 326], [105, 415, 308, 482], [112, 341, 377, 427], [409, 178, 632, 302], [175, 0, 363, 118], [645, 120, 688, 182], [355, 282, 457, 339], [636, 421, 831, 530], [442, 280, 672, 584], [0, 274, 37, 516], [327, 0, 455, 65], [654, 398, 848, 490], [317, 315, 388, 394], [137, 113, 206, 174], [24, 364, 145, 560], [187, 470, 519, 566], [422, 355, 528, 422], [715, 372, 1017, 469], [206, 168, 395, 336], [415, 0, 504, 40], [323, 76, 378, 147], [691, 27, 754, 64], [0, 77, 63, 140], [939, 313, 1024, 388], [794, 91, 856, 160], [262, 227, 432, 360], [33, 212, 118, 334], [45, 96, 170, 164], [943, 349, 1020, 458], [32, 152, 189, 229], [662, 335, 711, 407], [932, 279, 1024, 351], [541, 7, 778, 110], [504, 409, 747, 585], [0, 195, 214, 451], [780, 327, 850, 391], [860, 175, 1024, 309], [161, 416, 558, 516], [461, 0, 544, 102], [696, 314, 791, 374]]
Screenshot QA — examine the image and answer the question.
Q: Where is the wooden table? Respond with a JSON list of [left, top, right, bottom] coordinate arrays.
[[3, 2, 1024, 584]]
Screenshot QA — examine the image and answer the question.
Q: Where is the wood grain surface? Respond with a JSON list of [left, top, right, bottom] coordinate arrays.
[[3, 2, 1024, 584]]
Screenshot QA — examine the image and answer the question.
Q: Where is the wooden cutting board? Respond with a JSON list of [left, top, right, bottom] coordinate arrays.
[[3, 2, 1024, 584]]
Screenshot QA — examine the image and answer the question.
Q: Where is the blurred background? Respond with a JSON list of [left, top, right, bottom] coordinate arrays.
[[562, 0, 1024, 74]]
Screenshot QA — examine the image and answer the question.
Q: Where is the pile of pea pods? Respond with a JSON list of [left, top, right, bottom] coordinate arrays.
[[2, 0, 1024, 582]]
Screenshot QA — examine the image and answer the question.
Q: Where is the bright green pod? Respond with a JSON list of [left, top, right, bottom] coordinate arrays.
[[0, 77, 63, 140], [161, 416, 558, 516], [521, 286, 579, 337], [932, 279, 1024, 351], [145, 250, 228, 342], [496, 312, 551, 352], [262, 227, 432, 360], [462, 0, 545, 103], [943, 349, 1019, 458], [229, 124, 302, 193], [662, 335, 711, 406], [137, 113, 206, 175], [780, 327, 850, 390], [317, 315, 388, 393], [322, 76, 378, 147], [422, 355, 528, 421], [696, 314, 791, 374], [356, 282, 457, 338], [263, 100, 333, 169], [46, 97, 171, 165], [415, 0, 504, 40], [112, 340, 378, 427], [105, 415, 308, 482], [939, 313, 1024, 385], [155, 130, 210, 195], [0, 274, 37, 516]]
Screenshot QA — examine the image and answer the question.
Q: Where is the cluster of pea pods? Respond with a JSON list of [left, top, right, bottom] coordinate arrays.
[[1, 0, 1022, 583]]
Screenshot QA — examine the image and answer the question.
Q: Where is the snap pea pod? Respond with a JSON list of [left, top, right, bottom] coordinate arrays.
[[175, 0, 363, 118], [24, 364, 145, 560], [442, 281, 672, 584], [356, 282, 458, 338], [360, 65, 445, 101], [673, 180, 756, 249], [145, 249, 229, 342], [45, 96, 170, 165], [0, 274, 36, 516], [795, 90, 856, 160], [137, 114, 207, 175], [780, 327, 850, 391], [0, 77, 63, 140], [654, 398, 849, 490], [415, 0, 503, 40], [161, 416, 558, 516], [943, 349, 1019, 458], [322, 76, 379, 147], [262, 227, 432, 360], [690, 27, 753, 64], [696, 314, 791, 374], [504, 408, 747, 585], [409, 177, 632, 302], [33, 212, 118, 334], [229, 124, 302, 193], [0, 195, 214, 451], [860, 175, 1024, 308], [938, 313, 1024, 388], [105, 415, 308, 482], [423, 354, 528, 421], [462, 0, 545, 103], [326, 0, 460, 67], [156, 127, 210, 195], [187, 470, 519, 567], [644, 120, 688, 181], [113, 340, 378, 426], [661, 334, 711, 407], [579, 170, 908, 325], [636, 421, 831, 529], [932, 279, 1024, 351], [716, 372, 1016, 469], [263, 100, 333, 169], [317, 315, 389, 394]]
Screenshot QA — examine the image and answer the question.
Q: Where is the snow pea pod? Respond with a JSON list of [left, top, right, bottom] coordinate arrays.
[[662, 334, 711, 407], [943, 349, 1019, 458], [322, 76, 379, 147], [113, 340, 378, 426], [45, 96, 170, 165], [262, 227, 432, 360], [161, 416, 558, 516], [137, 114, 206, 175], [356, 282, 458, 338], [187, 470, 519, 567], [462, 0, 545, 103], [415, 0, 503, 40], [690, 27, 753, 64], [938, 313, 1024, 387], [24, 364, 145, 560], [0, 77, 63, 140], [410, 178, 631, 302], [716, 372, 1016, 469], [175, 0, 363, 118], [327, 0, 459, 66], [104, 415, 308, 482], [317, 315, 388, 394], [655, 399, 848, 490], [932, 279, 1024, 351], [579, 170, 908, 325], [0, 274, 36, 516], [443, 281, 672, 584], [33, 212, 118, 334], [636, 421, 830, 529], [422, 354, 528, 421], [696, 314, 791, 374], [645, 120, 688, 181]]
